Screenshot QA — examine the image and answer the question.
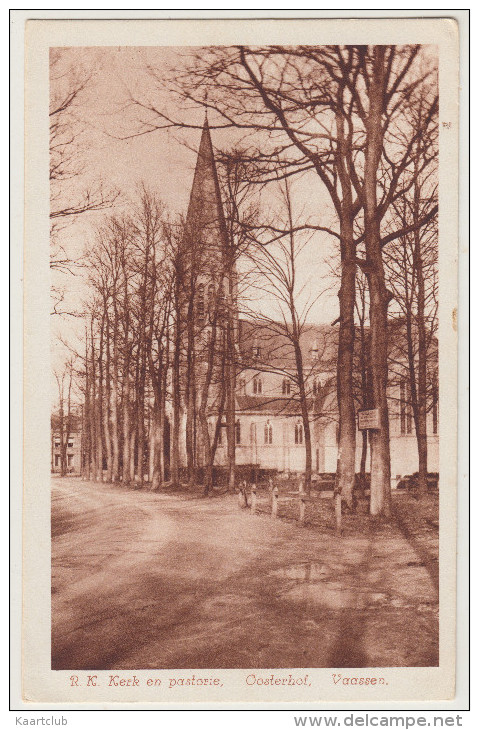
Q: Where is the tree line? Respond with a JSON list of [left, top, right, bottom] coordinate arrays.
[[52, 44, 439, 517]]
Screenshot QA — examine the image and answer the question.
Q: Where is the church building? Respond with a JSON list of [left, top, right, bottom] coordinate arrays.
[[176, 117, 439, 487]]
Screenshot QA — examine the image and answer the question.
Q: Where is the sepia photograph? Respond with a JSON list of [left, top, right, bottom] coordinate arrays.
[[19, 15, 462, 706]]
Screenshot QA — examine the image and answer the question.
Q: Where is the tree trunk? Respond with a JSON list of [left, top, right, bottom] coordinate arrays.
[[185, 298, 196, 485], [150, 401, 163, 491], [129, 428, 136, 484], [160, 359, 168, 483], [122, 374, 131, 485], [359, 430, 368, 497], [104, 310, 113, 483], [137, 391, 145, 485], [110, 304, 120, 482], [171, 315, 181, 487], [225, 301, 236, 493], [211, 385, 226, 465], [413, 171, 429, 496], [198, 320, 220, 496], [334, 103, 358, 510], [199, 410, 214, 496], [96, 314, 105, 481], [367, 277, 391, 517], [358, 291, 370, 498], [84, 334, 91, 481], [291, 324, 312, 494], [89, 322, 98, 482], [363, 47, 391, 518], [336, 256, 357, 509], [148, 412, 155, 483]]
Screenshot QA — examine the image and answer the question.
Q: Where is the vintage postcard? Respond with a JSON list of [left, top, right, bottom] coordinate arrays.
[[18, 13, 463, 708]]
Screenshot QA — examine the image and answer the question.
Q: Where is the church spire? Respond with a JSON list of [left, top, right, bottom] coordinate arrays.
[[184, 115, 229, 255]]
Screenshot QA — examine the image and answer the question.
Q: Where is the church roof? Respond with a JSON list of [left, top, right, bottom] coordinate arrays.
[[237, 318, 338, 371], [237, 317, 438, 373], [236, 394, 312, 416]]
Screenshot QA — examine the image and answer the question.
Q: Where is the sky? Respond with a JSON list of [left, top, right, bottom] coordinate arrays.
[[51, 45, 343, 389]]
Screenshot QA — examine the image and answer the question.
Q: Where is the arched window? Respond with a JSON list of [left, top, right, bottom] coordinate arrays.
[[312, 379, 318, 396], [235, 419, 241, 445], [253, 376, 262, 395], [264, 421, 273, 445], [196, 283, 205, 321], [282, 378, 291, 395], [295, 421, 303, 445]]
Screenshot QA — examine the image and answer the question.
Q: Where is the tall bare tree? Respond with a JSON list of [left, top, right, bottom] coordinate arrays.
[[131, 45, 437, 514], [242, 177, 327, 493], [50, 49, 118, 316], [384, 145, 438, 495]]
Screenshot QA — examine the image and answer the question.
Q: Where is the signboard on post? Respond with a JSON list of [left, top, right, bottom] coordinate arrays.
[[357, 408, 380, 430]]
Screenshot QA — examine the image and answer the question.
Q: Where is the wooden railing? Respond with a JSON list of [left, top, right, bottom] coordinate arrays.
[[237, 479, 342, 534]]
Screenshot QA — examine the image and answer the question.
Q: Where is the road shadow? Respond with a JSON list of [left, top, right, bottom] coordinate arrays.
[[326, 533, 373, 667], [392, 503, 439, 592]]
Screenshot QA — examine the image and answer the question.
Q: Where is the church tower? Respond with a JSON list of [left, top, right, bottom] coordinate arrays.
[[184, 114, 233, 322], [181, 114, 237, 489]]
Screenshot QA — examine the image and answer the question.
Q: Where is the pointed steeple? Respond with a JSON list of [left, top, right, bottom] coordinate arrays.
[[184, 116, 229, 258]]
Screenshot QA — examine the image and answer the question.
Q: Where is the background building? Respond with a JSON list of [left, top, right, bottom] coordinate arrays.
[[51, 412, 82, 474]]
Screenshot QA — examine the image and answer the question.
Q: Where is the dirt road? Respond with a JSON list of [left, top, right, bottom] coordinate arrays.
[[51, 477, 438, 670]]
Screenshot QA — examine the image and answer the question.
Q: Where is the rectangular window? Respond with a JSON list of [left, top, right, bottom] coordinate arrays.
[[54, 455, 60, 467], [67, 454, 74, 466], [68, 440, 73, 448]]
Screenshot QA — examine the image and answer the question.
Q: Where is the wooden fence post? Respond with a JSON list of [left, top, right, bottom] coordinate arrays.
[[271, 485, 279, 518], [238, 480, 248, 509]]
